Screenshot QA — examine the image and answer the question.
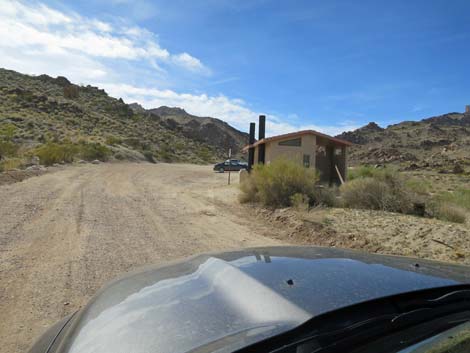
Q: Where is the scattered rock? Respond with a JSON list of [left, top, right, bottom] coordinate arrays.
[[91, 160, 101, 164]]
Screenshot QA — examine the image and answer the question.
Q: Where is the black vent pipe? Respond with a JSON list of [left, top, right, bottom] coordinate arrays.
[[248, 122, 255, 171], [258, 115, 266, 140], [258, 115, 266, 164]]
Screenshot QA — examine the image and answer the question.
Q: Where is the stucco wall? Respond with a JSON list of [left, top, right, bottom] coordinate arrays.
[[251, 133, 347, 184], [264, 134, 316, 168]]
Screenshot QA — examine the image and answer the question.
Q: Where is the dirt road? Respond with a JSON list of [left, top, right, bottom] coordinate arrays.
[[0, 163, 284, 353]]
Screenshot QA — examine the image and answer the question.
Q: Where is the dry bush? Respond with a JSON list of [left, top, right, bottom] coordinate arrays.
[[239, 159, 320, 208], [290, 193, 310, 211], [0, 158, 23, 172], [341, 168, 416, 213]]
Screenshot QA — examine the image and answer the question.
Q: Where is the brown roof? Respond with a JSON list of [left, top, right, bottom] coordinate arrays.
[[242, 129, 353, 152]]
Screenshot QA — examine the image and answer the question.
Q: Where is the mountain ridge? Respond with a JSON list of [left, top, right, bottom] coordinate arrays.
[[336, 109, 470, 171], [0, 67, 248, 169]]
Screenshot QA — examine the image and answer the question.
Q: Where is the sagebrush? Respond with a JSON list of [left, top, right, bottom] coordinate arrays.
[[239, 159, 335, 208]]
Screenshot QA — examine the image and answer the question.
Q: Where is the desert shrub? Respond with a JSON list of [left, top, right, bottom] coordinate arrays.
[[114, 152, 126, 160], [143, 151, 157, 163], [239, 159, 319, 208], [196, 146, 214, 163], [347, 165, 377, 180], [239, 173, 258, 203], [341, 168, 416, 213], [34, 142, 78, 166], [0, 141, 18, 158], [105, 135, 122, 146], [405, 178, 432, 196], [313, 186, 338, 207], [437, 189, 470, 210], [290, 193, 310, 211], [79, 142, 110, 161], [32, 142, 110, 165], [432, 203, 466, 223], [0, 123, 17, 139], [0, 123, 19, 159]]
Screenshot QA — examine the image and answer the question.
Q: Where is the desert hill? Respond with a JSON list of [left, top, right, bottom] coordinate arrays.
[[0, 68, 247, 169], [337, 109, 470, 172]]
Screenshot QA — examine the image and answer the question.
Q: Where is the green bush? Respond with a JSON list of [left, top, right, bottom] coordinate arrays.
[[347, 165, 376, 180], [32, 142, 110, 165], [34, 142, 78, 166], [0, 140, 18, 158], [239, 159, 319, 208], [105, 135, 122, 146], [143, 151, 157, 163], [437, 189, 470, 210], [0, 123, 19, 159], [196, 146, 214, 163], [341, 168, 416, 213], [0, 123, 17, 140], [79, 142, 110, 161], [405, 178, 432, 195]]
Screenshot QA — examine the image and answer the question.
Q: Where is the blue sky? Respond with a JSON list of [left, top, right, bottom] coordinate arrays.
[[1, 0, 469, 136]]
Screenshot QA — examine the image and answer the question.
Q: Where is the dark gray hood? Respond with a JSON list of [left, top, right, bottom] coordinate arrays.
[[48, 247, 470, 353]]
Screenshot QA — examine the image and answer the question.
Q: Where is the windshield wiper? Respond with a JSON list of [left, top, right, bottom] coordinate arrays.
[[235, 285, 470, 353]]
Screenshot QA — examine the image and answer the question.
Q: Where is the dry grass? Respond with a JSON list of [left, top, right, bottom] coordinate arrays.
[[432, 203, 467, 224]]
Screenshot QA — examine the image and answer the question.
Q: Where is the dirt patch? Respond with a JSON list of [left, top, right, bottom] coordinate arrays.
[[0, 168, 47, 186], [0, 163, 284, 353]]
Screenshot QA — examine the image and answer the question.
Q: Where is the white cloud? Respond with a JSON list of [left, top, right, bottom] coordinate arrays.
[[0, 0, 357, 137], [172, 53, 209, 74], [0, 0, 208, 75], [99, 83, 359, 136]]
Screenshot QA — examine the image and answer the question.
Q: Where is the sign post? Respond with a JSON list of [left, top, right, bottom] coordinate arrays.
[[228, 148, 232, 185]]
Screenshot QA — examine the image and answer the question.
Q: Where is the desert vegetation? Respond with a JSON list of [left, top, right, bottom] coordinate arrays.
[[240, 161, 468, 224], [0, 68, 242, 173], [239, 159, 335, 208]]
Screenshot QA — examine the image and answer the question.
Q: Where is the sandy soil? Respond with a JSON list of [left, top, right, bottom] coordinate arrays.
[[0, 163, 284, 353], [252, 206, 470, 265]]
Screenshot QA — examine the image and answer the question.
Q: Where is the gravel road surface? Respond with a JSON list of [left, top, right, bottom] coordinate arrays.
[[0, 163, 284, 353]]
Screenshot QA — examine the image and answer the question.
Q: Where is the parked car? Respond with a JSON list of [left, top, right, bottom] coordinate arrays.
[[28, 246, 470, 353], [213, 159, 248, 172]]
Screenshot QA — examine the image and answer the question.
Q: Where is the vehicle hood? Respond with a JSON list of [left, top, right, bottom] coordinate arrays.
[[54, 246, 470, 353]]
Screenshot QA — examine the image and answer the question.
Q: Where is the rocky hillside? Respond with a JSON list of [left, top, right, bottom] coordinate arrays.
[[0, 68, 247, 169], [133, 104, 248, 156], [337, 110, 470, 172]]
